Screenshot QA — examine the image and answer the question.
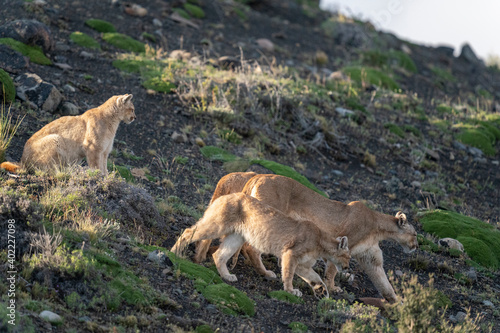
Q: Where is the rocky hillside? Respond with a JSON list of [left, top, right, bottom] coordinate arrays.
[[0, 0, 499, 332]]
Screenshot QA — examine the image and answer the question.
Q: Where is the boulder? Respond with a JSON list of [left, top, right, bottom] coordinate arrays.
[[39, 310, 63, 325], [0, 44, 29, 73], [0, 19, 54, 53], [438, 238, 464, 252], [15, 73, 63, 112], [256, 38, 274, 52], [459, 43, 483, 66]]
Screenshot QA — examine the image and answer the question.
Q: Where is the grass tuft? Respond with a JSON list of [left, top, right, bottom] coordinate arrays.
[[0, 69, 16, 103], [70, 31, 100, 49]]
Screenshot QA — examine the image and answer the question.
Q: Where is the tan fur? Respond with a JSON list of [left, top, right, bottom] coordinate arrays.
[[193, 172, 257, 264], [172, 192, 351, 298], [198, 173, 418, 302], [0, 94, 136, 175]]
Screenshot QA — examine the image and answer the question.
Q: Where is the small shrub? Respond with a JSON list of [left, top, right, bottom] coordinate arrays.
[[102, 33, 145, 53], [85, 19, 116, 33], [70, 32, 100, 49]]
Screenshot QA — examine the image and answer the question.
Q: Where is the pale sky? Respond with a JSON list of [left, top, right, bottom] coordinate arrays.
[[320, 0, 498, 60]]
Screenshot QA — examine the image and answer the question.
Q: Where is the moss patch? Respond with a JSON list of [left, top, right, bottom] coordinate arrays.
[[85, 19, 116, 33], [200, 145, 237, 162], [108, 163, 135, 183], [70, 31, 100, 49], [102, 33, 145, 53], [268, 290, 304, 304], [184, 3, 205, 18], [342, 66, 399, 90], [173, 8, 191, 20], [168, 251, 222, 284], [454, 122, 498, 156], [384, 123, 405, 138], [0, 69, 16, 103], [420, 210, 500, 269], [142, 76, 176, 93], [199, 283, 255, 316], [0, 38, 51, 65]]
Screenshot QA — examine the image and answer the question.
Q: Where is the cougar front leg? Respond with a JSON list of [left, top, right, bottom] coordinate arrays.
[[356, 247, 397, 303], [244, 244, 277, 279], [324, 259, 343, 293], [296, 263, 329, 299], [213, 234, 245, 282], [281, 250, 301, 296], [194, 239, 213, 263]]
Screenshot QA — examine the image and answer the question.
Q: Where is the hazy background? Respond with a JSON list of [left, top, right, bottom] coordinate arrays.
[[320, 0, 498, 60]]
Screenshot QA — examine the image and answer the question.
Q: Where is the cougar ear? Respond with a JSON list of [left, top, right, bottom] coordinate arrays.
[[396, 211, 407, 227], [117, 94, 133, 106], [336, 236, 348, 250]]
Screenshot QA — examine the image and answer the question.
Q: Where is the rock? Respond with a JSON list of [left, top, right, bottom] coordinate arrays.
[[206, 304, 218, 314], [63, 84, 76, 93], [425, 171, 439, 178], [449, 152, 455, 161], [124, 3, 148, 17], [468, 147, 483, 157], [195, 137, 205, 147], [79, 51, 94, 60], [385, 176, 403, 194], [438, 238, 464, 252], [78, 316, 92, 322], [153, 18, 163, 27], [40, 310, 63, 325], [0, 44, 29, 73], [171, 131, 188, 143], [455, 311, 467, 323], [465, 269, 477, 282], [459, 43, 483, 65], [0, 20, 54, 53], [395, 269, 403, 277], [492, 160, 499, 166], [60, 101, 79, 115], [453, 141, 467, 151], [256, 38, 274, 52], [169, 50, 191, 61], [401, 44, 412, 55], [331, 23, 371, 48], [483, 300, 494, 308], [473, 157, 487, 164], [436, 45, 455, 58], [332, 170, 344, 177], [148, 250, 167, 264], [424, 148, 440, 161], [335, 107, 354, 117], [55, 42, 71, 52], [328, 71, 350, 81], [15, 73, 63, 112], [410, 181, 421, 188]]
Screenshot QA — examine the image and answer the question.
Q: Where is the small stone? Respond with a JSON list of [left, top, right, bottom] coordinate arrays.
[[425, 171, 439, 178], [465, 269, 477, 281], [124, 3, 148, 17], [256, 38, 274, 52], [146, 89, 157, 95], [40, 310, 63, 325], [449, 152, 455, 161], [438, 238, 464, 252], [206, 305, 218, 313], [162, 267, 172, 275], [172, 131, 188, 143], [63, 84, 76, 93], [492, 160, 499, 166], [473, 157, 487, 164], [79, 51, 94, 60], [335, 107, 354, 117], [468, 147, 483, 157], [60, 102, 79, 116], [55, 42, 71, 52], [453, 141, 467, 151], [195, 137, 205, 147], [153, 18, 163, 27], [148, 250, 166, 264], [424, 148, 440, 161], [482, 300, 494, 308], [395, 269, 403, 277], [332, 170, 344, 177], [78, 316, 91, 322], [410, 181, 421, 188], [455, 311, 467, 323]]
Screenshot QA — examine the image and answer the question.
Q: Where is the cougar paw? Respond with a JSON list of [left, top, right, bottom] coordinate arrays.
[[330, 286, 343, 293], [290, 289, 303, 297], [264, 270, 277, 279], [313, 285, 330, 299], [222, 274, 238, 282]]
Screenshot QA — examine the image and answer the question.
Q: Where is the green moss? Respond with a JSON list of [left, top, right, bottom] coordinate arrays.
[[0, 69, 15, 103], [200, 283, 255, 316], [85, 19, 116, 33], [195, 325, 214, 333], [102, 33, 145, 53], [289, 322, 308, 333], [141, 32, 156, 43], [268, 290, 304, 304], [173, 8, 191, 20], [417, 235, 439, 253], [401, 124, 421, 137], [390, 50, 417, 73], [168, 251, 223, 284], [0, 38, 51, 65], [250, 159, 327, 197], [70, 31, 100, 49], [455, 124, 496, 156], [184, 3, 205, 18], [420, 210, 500, 269], [436, 104, 454, 114], [342, 66, 399, 90], [108, 163, 135, 183], [200, 145, 237, 162], [142, 76, 176, 93], [384, 123, 405, 138]]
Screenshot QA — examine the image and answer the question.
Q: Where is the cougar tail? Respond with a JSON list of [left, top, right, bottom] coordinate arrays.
[[0, 161, 20, 173]]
